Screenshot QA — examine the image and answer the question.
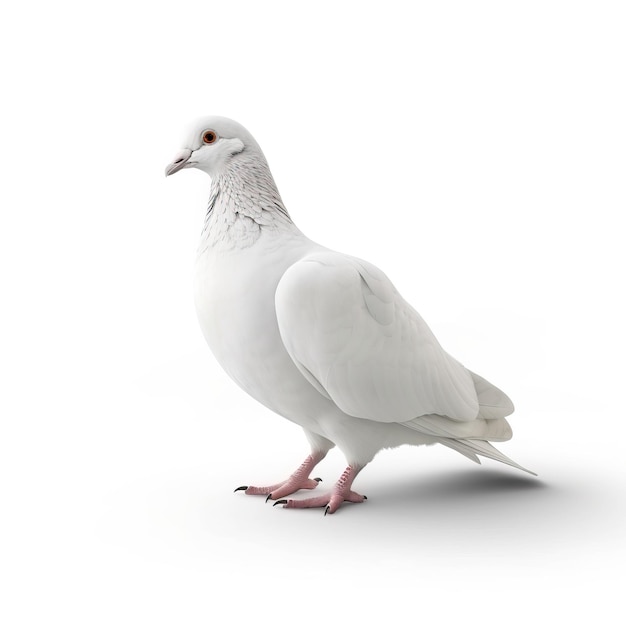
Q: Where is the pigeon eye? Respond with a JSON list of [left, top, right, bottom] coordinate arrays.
[[202, 130, 218, 144]]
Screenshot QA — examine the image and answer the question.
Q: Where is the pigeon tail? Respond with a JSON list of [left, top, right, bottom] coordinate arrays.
[[438, 438, 537, 476]]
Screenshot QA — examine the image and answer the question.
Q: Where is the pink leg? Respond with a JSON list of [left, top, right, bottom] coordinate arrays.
[[273, 464, 366, 515], [234, 451, 327, 500]]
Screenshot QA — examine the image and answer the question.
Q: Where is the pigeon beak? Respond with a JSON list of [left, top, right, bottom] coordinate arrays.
[[165, 148, 193, 177]]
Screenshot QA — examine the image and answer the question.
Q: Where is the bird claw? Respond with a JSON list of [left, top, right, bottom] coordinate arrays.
[[239, 476, 323, 499], [273, 499, 288, 507], [269, 465, 367, 514], [234, 485, 248, 493]]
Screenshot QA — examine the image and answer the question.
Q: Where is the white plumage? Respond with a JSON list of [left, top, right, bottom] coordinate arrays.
[[166, 116, 534, 514]]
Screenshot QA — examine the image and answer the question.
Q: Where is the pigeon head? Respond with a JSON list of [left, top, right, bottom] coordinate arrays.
[[165, 116, 260, 178]]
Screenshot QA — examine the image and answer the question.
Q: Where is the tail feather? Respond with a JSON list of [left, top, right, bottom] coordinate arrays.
[[438, 438, 537, 476]]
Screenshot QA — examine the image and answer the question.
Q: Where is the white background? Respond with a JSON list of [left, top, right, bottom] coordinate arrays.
[[1, 1, 625, 624]]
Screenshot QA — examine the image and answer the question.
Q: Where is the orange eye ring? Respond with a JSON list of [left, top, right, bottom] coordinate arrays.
[[202, 130, 218, 144]]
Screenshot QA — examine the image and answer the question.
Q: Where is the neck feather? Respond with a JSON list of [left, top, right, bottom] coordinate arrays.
[[200, 149, 294, 250]]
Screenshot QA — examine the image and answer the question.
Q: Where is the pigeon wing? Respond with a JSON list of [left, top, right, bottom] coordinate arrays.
[[275, 251, 480, 423]]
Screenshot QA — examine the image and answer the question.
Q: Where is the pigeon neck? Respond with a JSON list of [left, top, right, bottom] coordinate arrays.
[[199, 150, 295, 251]]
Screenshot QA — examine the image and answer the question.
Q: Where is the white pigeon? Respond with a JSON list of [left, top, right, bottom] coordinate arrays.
[[166, 116, 534, 514]]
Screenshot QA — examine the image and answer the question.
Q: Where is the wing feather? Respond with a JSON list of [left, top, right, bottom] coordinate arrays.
[[275, 252, 480, 424]]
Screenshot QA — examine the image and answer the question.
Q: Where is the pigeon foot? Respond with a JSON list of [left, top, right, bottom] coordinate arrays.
[[272, 464, 366, 514], [234, 452, 326, 499]]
